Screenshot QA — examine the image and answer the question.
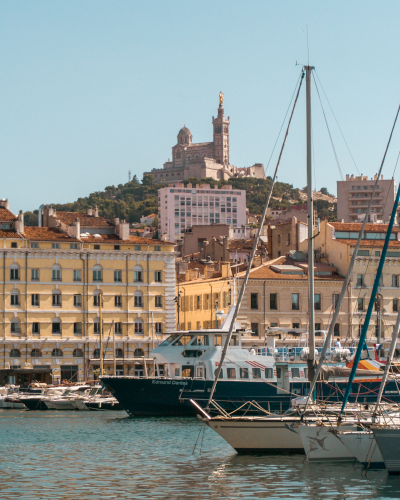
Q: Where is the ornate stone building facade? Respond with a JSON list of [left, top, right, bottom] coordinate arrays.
[[145, 96, 265, 183]]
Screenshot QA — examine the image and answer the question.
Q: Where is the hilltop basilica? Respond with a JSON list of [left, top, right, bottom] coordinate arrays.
[[144, 94, 265, 183]]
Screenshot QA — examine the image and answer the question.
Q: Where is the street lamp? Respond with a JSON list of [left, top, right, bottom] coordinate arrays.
[[174, 291, 182, 330]]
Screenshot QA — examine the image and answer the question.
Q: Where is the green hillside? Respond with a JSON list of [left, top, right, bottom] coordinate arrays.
[[24, 175, 337, 226]]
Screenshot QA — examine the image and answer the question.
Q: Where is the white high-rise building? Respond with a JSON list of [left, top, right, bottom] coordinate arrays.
[[158, 182, 247, 242]]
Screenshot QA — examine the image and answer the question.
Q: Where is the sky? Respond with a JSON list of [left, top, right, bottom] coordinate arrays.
[[2, 1, 400, 213]]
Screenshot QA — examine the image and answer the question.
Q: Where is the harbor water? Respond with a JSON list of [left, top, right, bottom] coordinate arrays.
[[1, 411, 400, 499]]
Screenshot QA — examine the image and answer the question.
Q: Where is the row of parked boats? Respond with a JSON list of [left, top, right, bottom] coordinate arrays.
[[0, 384, 121, 411]]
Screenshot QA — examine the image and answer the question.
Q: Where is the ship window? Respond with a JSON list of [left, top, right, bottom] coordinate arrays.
[[227, 368, 236, 379], [174, 368, 180, 377], [291, 368, 300, 378], [159, 334, 181, 346], [265, 368, 273, 379], [182, 350, 204, 358], [230, 335, 239, 346], [190, 335, 209, 346], [172, 335, 194, 346], [214, 335, 222, 346], [252, 368, 261, 379], [240, 368, 249, 379], [214, 368, 224, 379]]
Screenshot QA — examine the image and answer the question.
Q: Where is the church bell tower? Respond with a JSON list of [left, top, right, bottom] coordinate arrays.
[[212, 92, 230, 166]]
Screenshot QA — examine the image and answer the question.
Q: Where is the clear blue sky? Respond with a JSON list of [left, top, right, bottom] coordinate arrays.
[[2, 0, 400, 213]]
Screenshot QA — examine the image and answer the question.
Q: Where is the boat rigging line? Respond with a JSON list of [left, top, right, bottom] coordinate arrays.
[[206, 71, 305, 408]]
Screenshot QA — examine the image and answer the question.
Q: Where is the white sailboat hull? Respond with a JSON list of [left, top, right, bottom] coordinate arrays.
[[206, 419, 304, 454], [0, 396, 24, 409], [372, 427, 400, 474], [339, 431, 384, 468], [298, 424, 357, 462]]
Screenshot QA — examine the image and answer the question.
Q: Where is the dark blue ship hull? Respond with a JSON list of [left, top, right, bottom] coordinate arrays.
[[101, 376, 400, 417]]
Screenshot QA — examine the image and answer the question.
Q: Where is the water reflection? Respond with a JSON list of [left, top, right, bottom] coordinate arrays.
[[0, 411, 400, 499]]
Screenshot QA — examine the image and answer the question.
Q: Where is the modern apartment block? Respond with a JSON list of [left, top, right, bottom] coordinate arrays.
[[158, 182, 246, 242], [337, 174, 396, 223], [0, 199, 176, 384]]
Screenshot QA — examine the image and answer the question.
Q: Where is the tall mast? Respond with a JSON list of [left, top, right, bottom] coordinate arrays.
[[305, 65, 316, 386]]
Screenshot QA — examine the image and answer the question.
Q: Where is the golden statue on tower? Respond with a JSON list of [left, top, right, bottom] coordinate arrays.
[[219, 91, 224, 106]]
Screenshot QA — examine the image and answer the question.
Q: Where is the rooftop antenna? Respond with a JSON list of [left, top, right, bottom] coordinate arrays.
[[306, 26, 310, 66]]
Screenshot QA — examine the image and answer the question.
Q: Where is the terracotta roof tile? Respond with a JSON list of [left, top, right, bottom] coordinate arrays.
[[23, 227, 80, 242], [56, 211, 112, 228], [331, 222, 400, 233], [0, 229, 22, 239], [80, 233, 171, 245], [336, 239, 400, 248], [0, 208, 17, 221]]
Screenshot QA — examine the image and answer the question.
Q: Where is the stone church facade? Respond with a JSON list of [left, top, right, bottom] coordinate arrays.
[[144, 98, 265, 183]]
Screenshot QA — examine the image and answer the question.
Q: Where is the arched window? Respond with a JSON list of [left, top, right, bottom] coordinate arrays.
[[10, 263, 20, 281], [134, 318, 143, 334], [93, 290, 102, 307], [115, 348, 123, 358], [51, 264, 62, 281], [93, 348, 100, 358], [31, 349, 42, 358], [134, 291, 143, 307], [52, 318, 61, 334], [94, 317, 100, 334], [52, 290, 61, 307], [73, 348, 83, 358], [93, 265, 103, 282], [10, 349, 21, 357], [52, 348, 63, 357], [10, 318, 20, 334], [10, 289, 20, 306], [133, 265, 143, 283], [134, 348, 144, 357]]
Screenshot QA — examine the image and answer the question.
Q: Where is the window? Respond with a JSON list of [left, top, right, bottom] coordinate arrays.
[[74, 323, 82, 334], [356, 274, 365, 287], [31, 269, 39, 281], [52, 265, 61, 281], [214, 368, 224, 379], [393, 275, 400, 288], [115, 322, 122, 335], [332, 293, 339, 309], [134, 348, 144, 357], [74, 294, 82, 307], [252, 368, 261, 379], [11, 242, 18, 248], [357, 250, 369, 256], [10, 290, 20, 306], [94, 244, 100, 250], [73, 348, 83, 357], [113, 245, 120, 250], [31, 242, 39, 248], [134, 318, 144, 334], [277, 234, 281, 244], [10, 349, 21, 357], [154, 271, 162, 282], [134, 245, 141, 251], [155, 323, 163, 334], [334, 323, 340, 336], [270, 293, 278, 310], [134, 266, 143, 282], [52, 243, 60, 249], [93, 266, 102, 282], [358, 298, 364, 311], [115, 348, 123, 358], [94, 318, 100, 334], [292, 323, 300, 329], [52, 319, 61, 334], [31, 349, 41, 358], [314, 294, 321, 311], [291, 368, 300, 378], [315, 323, 321, 332], [265, 368, 273, 379], [70, 243, 78, 249], [11, 319, 20, 334], [250, 293, 258, 310], [394, 299, 399, 312], [154, 245, 161, 251], [134, 292, 143, 307], [115, 295, 122, 307], [73, 270, 81, 282], [32, 322, 40, 334], [93, 291, 101, 307], [292, 293, 299, 310], [10, 264, 19, 281], [31, 294, 39, 306], [52, 290, 61, 307], [227, 367, 236, 379], [251, 323, 259, 336], [196, 295, 202, 310], [93, 348, 100, 358], [240, 367, 249, 379], [114, 270, 122, 282], [155, 296, 162, 308], [52, 348, 63, 357]]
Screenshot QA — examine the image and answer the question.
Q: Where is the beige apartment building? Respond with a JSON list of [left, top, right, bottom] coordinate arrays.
[[337, 174, 396, 223], [0, 200, 176, 384]]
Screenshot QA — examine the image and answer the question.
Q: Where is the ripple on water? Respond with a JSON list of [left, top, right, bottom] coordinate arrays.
[[0, 411, 400, 499]]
